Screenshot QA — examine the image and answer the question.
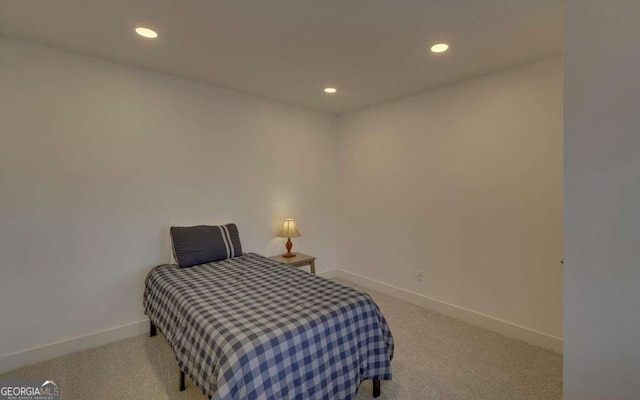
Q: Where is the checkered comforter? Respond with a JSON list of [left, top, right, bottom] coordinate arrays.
[[143, 253, 394, 400]]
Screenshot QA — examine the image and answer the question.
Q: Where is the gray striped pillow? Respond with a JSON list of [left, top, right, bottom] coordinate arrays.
[[170, 224, 243, 268]]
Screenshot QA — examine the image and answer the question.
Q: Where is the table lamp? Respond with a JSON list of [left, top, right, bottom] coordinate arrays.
[[278, 218, 301, 258]]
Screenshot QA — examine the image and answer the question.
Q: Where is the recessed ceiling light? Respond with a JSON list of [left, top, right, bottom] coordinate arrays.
[[135, 27, 158, 39], [430, 43, 449, 53], [324, 87, 337, 94]]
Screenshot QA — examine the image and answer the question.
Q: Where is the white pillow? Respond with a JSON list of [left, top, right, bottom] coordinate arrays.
[[169, 228, 177, 266]]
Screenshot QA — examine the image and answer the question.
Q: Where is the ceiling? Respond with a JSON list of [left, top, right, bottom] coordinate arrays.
[[0, 0, 563, 113]]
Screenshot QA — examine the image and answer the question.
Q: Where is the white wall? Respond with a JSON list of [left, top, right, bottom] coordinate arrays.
[[0, 37, 338, 359], [337, 58, 563, 341], [564, 1, 640, 398], [0, 35, 566, 369]]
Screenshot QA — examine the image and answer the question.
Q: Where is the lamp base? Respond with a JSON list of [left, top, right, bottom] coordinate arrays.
[[283, 237, 296, 258]]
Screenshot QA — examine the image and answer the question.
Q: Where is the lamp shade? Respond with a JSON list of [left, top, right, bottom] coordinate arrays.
[[278, 219, 301, 238]]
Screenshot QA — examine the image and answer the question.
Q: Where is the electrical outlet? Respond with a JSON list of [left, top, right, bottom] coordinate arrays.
[[416, 270, 424, 282]]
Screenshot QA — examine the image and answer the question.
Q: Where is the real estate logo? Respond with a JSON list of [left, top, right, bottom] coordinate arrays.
[[0, 379, 60, 400]]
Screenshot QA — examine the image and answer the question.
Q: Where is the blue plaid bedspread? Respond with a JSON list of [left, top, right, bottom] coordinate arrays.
[[143, 253, 394, 400]]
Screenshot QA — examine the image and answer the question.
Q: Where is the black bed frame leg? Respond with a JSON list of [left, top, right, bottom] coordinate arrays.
[[373, 379, 381, 398], [179, 370, 186, 391], [149, 320, 157, 337]]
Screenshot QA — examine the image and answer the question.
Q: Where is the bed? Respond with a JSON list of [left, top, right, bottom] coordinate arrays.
[[143, 251, 394, 399]]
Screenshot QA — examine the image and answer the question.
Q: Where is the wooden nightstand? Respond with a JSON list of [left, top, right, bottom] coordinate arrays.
[[270, 252, 316, 275]]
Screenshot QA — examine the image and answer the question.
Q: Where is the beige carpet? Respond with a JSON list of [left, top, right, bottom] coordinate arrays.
[[0, 280, 562, 399]]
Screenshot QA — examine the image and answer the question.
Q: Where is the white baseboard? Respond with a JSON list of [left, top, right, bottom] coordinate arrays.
[[316, 268, 338, 279], [0, 268, 561, 374], [0, 268, 339, 374], [0, 319, 149, 374], [334, 269, 563, 354]]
